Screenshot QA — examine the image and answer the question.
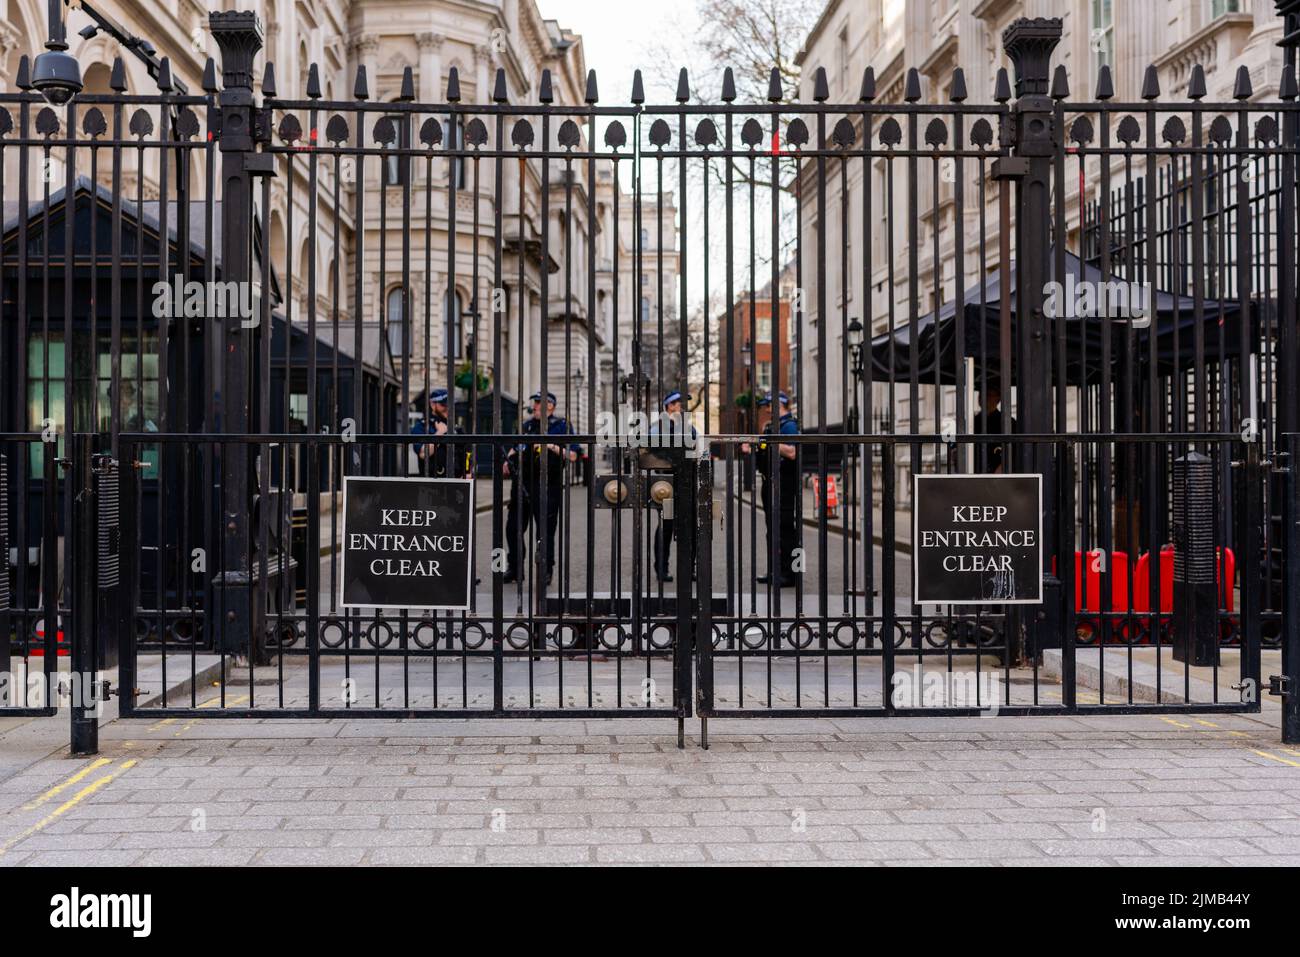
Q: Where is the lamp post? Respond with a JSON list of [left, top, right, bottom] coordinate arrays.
[[846, 318, 865, 599]]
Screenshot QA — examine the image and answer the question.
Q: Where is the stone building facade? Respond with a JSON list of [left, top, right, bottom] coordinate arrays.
[[793, 0, 1284, 434], [0, 0, 677, 433]]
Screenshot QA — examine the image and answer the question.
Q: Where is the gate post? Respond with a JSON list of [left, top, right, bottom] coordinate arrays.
[[209, 12, 263, 657], [1275, 2, 1300, 745], [69, 434, 99, 756], [671, 449, 697, 748], [1003, 17, 1063, 659], [694, 455, 713, 749]]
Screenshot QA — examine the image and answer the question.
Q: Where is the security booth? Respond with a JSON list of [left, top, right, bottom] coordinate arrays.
[[0, 178, 219, 664], [869, 248, 1258, 659]]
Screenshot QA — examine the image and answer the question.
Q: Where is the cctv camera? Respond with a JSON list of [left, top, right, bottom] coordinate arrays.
[[32, 46, 82, 105]]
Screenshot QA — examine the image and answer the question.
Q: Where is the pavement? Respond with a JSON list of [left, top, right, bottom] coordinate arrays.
[[1, 475, 1289, 867], [0, 699, 1297, 866]]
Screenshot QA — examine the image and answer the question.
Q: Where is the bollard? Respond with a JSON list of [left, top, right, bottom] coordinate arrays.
[[1171, 451, 1218, 667]]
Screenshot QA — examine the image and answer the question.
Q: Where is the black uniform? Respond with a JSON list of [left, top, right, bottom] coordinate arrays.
[[650, 415, 704, 582], [413, 411, 454, 477], [756, 411, 801, 583], [504, 414, 576, 580]]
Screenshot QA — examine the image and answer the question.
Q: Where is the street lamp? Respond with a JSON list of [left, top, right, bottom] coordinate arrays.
[[846, 318, 864, 436], [32, 0, 82, 105]]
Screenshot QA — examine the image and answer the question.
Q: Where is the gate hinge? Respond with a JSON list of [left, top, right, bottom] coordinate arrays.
[[1268, 674, 1291, 697], [252, 106, 274, 145]]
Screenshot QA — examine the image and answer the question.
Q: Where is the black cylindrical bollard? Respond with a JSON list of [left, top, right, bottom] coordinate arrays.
[[1172, 451, 1218, 667]]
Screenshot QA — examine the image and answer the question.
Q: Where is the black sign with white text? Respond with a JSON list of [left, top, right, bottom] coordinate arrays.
[[913, 474, 1042, 605], [341, 477, 474, 610]]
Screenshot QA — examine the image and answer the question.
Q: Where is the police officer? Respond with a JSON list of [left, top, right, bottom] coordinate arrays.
[[741, 391, 800, 587], [412, 387, 454, 477], [651, 390, 704, 584], [502, 391, 578, 587]]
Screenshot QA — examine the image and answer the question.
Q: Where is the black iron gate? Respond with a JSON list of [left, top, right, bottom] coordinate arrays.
[[3, 8, 1299, 752]]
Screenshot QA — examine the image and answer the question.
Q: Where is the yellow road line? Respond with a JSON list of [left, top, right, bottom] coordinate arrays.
[[1194, 718, 1220, 728], [1161, 717, 1194, 729], [0, 759, 137, 857], [1251, 750, 1300, 768], [21, 758, 111, 810], [148, 717, 176, 732]]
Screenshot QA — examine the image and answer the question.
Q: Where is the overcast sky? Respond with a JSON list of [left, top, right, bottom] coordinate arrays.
[[535, 0, 700, 104]]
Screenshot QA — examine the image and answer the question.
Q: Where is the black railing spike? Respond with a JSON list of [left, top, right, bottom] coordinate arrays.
[[1233, 64, 1253, 100], [993, 66, 1011, 103], [1050, 64, 1068, 100], [1141, 64, 1159, 100], [1187, 64, 1206, 100], [493, 67, 508, 103], [1282, 63, 1298, 101], [812, 67, 829, 102], [772, 67, 788, 102], [201, 57, 218, 94], [353, 63, 369, 100], [112, 56, 129, 94], [157, 56, 174, 93], [260, 61, 275, 98], [631, 69, 644, 105], [676, 68, 690, 103], [306, 63, 321, 99], [950, 67, 967, 103], [538, 68, 552, 104], [1094, 63, 1114, 101], [398, 66, 414, 101], [446, 66, 461, 102], [904, 67, 921, 102], [15, 54, 30, 91], [721, 67, 736, 102], [859, 66, 875, 102], [585, 68, 598, 104]]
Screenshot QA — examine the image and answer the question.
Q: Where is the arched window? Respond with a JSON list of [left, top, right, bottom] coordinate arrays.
[[444, 117, 466, 189], [386, 286, 406, 358], [446, 289, 464, 358], [640, 228, 649, 248], [382, 107, 409, 186]]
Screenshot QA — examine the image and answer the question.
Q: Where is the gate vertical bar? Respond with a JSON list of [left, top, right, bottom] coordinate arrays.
[[70, 434, 98, 756], [1002, 17, 1062, 660], [209, 11, 263, 658], [1277, 3, 1300, 743]]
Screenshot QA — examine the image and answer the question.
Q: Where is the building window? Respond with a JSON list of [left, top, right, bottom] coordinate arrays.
[[27, 331, 159, 477], [445, 117, 466, 190], [381, 114, 409, 187], [757, 360, 772, 392], [386, 286, 407, 358], [446, 288, 464, 359], [1090, 0, 1114, 83], [640, 228, 649, 248], [1210, 0, 1239, 16], [757, 316, 773, 342], [640, 297, 650, 324]]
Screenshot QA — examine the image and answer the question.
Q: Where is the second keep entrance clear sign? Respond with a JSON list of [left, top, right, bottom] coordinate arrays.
[[912, 473, 1042, 605]]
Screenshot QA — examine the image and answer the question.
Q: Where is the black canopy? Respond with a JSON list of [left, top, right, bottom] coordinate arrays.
[[870, 250, 1255, 386]]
